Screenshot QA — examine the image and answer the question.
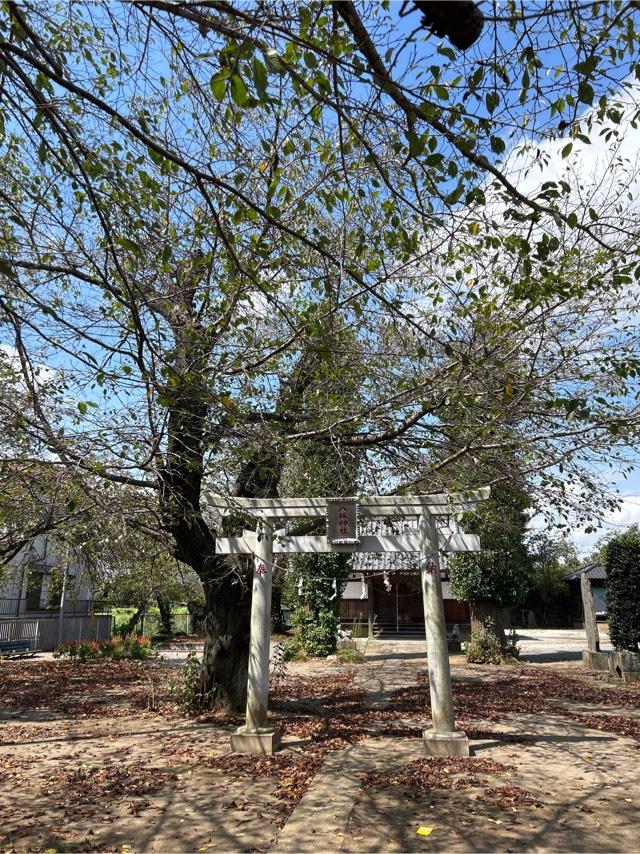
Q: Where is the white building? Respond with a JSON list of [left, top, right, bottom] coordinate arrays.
[[0, 535, 112, 650]]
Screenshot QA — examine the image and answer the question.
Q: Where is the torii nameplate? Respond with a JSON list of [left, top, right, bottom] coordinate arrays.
[[326, 497, 360, 547]]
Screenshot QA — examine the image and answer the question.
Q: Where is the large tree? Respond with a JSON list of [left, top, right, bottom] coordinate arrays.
[[1, 1, 640, 708]]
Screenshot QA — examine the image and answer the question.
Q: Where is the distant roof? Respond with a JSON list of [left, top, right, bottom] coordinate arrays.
[[564, 562, 607, 582]]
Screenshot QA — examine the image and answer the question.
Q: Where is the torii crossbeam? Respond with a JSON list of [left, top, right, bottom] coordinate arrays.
[[204, 489, 489, 757]]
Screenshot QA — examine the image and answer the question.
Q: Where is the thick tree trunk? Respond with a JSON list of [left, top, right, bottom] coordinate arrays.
[[157, 322, 317, 712], [197, 571, 252, 711], [125, 603, 147, 635], [156, 594, 173, 635], [469, 600, 507, 646]]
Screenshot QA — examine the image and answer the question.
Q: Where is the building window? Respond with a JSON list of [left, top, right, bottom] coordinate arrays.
[[25, 571, 45, 611]]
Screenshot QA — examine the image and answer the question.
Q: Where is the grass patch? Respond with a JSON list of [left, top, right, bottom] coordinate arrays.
[[336, 647, 366, 664]]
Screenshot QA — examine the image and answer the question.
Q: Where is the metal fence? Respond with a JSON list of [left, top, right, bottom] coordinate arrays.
[[0, 598, 110, 618], [0, 597, 194, 647], [0, 614, 113, 651], [134, 612, 192, 637]]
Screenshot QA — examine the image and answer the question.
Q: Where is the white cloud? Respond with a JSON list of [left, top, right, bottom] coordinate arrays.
[[0, 342, 58, 386], [480, 80, 640, 249], [565, 494, 640, 555]]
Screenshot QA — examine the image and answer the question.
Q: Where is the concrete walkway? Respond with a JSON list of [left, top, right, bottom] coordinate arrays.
[[353, 628, 611, 666], [516, 628, 611, 664]]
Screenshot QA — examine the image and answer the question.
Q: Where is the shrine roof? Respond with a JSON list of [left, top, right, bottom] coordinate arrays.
[[563, 562, 606, 582]]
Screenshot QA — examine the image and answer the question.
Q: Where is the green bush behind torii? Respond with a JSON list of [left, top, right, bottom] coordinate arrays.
[[606, 528, 640, 653], [284, 551, 352, 659]]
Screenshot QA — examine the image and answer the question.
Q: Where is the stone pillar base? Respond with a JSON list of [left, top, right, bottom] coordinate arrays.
[[230, 726, 282, 755], [423, 729, 470, 757], [609, 650, 640, 683], [582, 649, 609, 672]]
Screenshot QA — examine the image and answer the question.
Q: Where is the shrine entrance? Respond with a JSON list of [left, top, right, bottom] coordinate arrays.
[[205, 490, 489, 758]]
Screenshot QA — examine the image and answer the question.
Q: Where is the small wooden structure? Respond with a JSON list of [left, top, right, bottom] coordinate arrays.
[[564, 562, 607, 625], [205, 489, 489, 757]]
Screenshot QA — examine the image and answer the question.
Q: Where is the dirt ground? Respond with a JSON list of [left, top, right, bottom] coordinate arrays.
[[1, 643, 639, 853]]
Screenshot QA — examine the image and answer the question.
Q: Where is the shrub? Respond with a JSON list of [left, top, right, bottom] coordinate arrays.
[[168, 652, 210, 714], [466, 618, 519, 665], [290, 608, 340, 658], [606, 529, 640, 653], [121, 635, 154, 660], [284, 551, 352, 658], [53, 634, 155, 662], [53, 640, 102, 662], [282, 638, 308, 662]]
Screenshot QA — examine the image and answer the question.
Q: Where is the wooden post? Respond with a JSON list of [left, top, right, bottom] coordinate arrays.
[[420, 512, 469, 756], [231, 518, 281, 754], [581, 572, 600, 652], [367, 581, 375, 638]]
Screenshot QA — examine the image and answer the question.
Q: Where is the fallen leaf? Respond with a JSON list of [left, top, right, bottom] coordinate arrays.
[[416, 826, 433, 836]]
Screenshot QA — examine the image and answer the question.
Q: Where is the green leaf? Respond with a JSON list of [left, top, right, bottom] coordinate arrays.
[[574, 56, 598, 76], [485, 91, 500, 114], [578, 81, 594, 105], [209, 72, 228, 102], [437, 45, 456, 61], [115, 236, 139, 253], [490, 135, 505, 154], [230, 74, 248, 107], [253, 57, 268, 101], [561, 142, 573, 158], [263, 48, 284, 74], [445, 181, 464, 206], [408, 131, 427, 158], [77, 401, 88, 415]]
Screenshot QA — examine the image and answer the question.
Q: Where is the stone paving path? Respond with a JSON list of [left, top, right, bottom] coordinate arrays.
[[274, 649, 428, 851], [273, 738, 423, 853]]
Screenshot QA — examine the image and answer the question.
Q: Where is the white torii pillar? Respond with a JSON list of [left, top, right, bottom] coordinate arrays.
[[420, 512, 469, 756], [230, 519, 282, 754]]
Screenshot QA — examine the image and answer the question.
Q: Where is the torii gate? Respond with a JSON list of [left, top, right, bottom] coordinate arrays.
[[205, 489, 489, 757]]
